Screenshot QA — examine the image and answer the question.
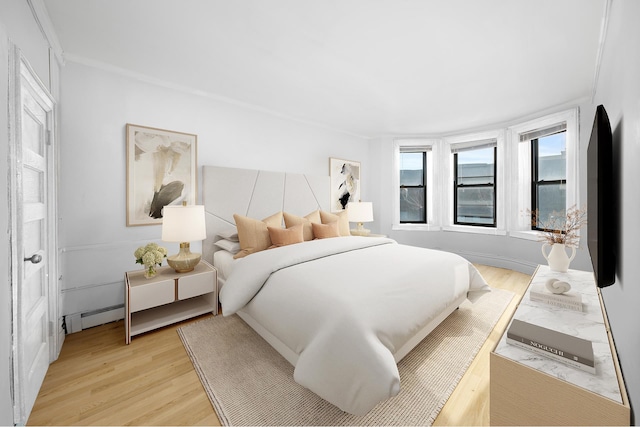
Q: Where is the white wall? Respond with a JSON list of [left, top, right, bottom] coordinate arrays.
[[0, 0, 58, 423], [593, 0, 640, 421], [57, 60, 370, 323]]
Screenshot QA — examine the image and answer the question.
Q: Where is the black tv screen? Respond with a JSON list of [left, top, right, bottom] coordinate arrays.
[[587, 104, 615, 288]]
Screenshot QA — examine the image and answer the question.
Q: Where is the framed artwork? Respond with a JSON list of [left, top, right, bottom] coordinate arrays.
[[329, 157, 361, 211], [126, 124, 197, 226]]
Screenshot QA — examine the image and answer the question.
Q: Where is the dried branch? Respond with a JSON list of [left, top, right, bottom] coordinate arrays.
[[528, 205, 587, 248]]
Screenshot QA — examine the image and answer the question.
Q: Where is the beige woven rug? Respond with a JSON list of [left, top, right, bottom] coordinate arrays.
[[178, 288, 513, 426]]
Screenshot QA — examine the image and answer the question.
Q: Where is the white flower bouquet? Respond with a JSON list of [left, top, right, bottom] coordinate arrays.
[[134, 243, 167, 278]]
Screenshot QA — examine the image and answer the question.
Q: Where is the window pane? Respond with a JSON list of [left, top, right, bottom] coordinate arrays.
[[400, 187, 425, 222], [400, 152, 424, 186], [534, 184, 566, 229], [532, 131, 567, 231], [457, 147, 494, 185], [455, 146, 496, 226], [537, 132, 566, 181], [456, 187, 494, 224]]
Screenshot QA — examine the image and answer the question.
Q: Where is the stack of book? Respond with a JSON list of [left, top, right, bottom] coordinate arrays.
[[506, 319, 595, 374], [529, 284, 583, 312]]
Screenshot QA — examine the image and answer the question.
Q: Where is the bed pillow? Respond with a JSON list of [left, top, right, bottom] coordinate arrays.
[[233, 211, 283, 259], [312, 221, 340, 239], [217, 227, 239, 242], [283, 210, 321, 241], [319, 210, 350, 236], [213, 238, 241, 255], [268, 224, 304, 247]]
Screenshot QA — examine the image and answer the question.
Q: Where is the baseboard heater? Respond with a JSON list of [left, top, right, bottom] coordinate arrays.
[[66, 304, 125, 333]]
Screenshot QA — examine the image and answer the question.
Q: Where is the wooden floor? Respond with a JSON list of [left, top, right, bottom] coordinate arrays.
[[27, 264, 531, 426]]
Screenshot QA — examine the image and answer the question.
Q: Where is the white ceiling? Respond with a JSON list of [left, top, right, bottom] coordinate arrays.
[[43, 0, 607, 138]]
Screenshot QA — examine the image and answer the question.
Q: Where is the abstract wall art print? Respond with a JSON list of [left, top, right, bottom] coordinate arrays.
[[329, 157, 361, 211], [126, 124, 197, 226]]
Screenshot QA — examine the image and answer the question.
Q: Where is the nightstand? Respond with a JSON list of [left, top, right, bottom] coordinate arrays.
[[124, 260, 217, 344], [350, 231, 387, 237]]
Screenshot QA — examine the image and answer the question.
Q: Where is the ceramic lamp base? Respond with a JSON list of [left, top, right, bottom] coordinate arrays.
[[167, 242, 201, 273], [350, 223, 371, 236]]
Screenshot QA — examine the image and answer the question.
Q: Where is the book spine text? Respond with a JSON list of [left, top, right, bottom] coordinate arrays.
[[506, 338, 596, 374]]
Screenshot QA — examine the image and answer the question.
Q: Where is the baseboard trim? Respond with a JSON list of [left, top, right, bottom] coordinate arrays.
[[81, 305, 124, 330], [451, 250, 538, 275], [66, 305, 125, 333]]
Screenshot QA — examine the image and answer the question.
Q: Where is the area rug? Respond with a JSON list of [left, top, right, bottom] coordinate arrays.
[[178, 287, 514, 426]]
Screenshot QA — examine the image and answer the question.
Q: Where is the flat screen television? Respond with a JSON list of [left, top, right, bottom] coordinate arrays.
[[587, 104, 615, 288]]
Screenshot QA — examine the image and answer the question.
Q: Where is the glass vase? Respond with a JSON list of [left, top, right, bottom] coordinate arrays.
[[144, 265, 157, 279]]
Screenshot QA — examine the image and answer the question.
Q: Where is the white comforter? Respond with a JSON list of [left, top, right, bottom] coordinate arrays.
[[220, 237, 489, 415]]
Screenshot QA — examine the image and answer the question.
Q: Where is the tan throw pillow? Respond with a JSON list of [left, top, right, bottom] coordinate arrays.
[[312, 221, 340, 239], [233, 212, 283, 259], [283, 210, 321, 241], [319, 210, 350, 236], [268, 224, 304, 247]]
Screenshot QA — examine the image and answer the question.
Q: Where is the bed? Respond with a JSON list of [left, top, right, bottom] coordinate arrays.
[[203, 165, 490, 416]]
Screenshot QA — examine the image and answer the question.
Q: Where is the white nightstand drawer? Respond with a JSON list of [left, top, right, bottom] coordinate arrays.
[[130, 278, 175, 312], [178, 270, 214, 300]]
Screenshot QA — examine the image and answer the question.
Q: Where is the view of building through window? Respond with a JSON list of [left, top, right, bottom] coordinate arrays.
[[454, 146, 496, 226], [400, 152, 426, 223], [532, 132, 567, 230]]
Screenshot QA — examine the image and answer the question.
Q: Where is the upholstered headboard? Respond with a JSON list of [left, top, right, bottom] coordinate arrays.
[[202, 165, 330, 264]]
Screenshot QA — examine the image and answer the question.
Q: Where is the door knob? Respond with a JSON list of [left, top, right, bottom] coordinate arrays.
[[24, 254, 42, 264]]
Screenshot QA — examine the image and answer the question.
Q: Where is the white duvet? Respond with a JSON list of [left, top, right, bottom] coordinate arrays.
[[220, 237, 489, 415]]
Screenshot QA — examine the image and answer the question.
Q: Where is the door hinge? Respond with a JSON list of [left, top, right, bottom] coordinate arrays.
[[45, 129, 52, 146]]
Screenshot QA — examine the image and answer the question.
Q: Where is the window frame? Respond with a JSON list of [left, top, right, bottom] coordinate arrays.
[[453, 145, 497, 227], [442, 130, 506, 235], [530, 133, 567, 231], [392, 139, 440, 231], [399, 150, 427, 224], [508, 109, 578, 241]]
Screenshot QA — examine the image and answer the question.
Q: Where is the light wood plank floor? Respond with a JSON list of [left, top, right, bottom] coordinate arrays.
[[28, 264, 531, 426]]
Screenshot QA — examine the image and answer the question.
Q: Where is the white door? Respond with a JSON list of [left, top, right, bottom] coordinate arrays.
[[9, 47, 57, 425]]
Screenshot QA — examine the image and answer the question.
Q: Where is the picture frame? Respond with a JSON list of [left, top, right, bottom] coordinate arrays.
[[329, 157, 361, 211], [126, 124, 197, 226]]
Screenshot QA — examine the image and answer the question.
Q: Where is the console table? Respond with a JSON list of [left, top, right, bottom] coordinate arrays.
[[490, 265, 629, 426]]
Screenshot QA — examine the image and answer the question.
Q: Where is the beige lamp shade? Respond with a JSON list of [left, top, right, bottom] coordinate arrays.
[[162, 205, 206, 242], [162, 205, 206, 272], [347, 202, 373, 236], [347, 202, 374, 223]]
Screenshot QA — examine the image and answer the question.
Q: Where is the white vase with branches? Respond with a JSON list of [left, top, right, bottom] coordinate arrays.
[[531, 205, 587, 273]]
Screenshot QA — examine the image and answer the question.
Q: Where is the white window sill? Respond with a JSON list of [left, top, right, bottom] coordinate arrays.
[[392, 224, 441, 232], [392, 224, 545, 241], [509, 230, 543, 242], [442, 225, 507, 236]]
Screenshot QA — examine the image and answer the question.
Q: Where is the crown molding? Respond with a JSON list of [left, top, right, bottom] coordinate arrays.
[[63, 53, 371, 141], [27, 0, 65, 65], [591, 0, 611, 102]]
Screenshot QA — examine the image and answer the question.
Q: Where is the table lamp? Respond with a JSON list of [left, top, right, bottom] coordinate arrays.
[[347, 202, 374, 236], [162, 203, 206, 272]]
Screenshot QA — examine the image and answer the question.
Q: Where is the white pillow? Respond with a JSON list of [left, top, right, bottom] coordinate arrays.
[[214, 238, 241, 254], [217, 227, 239, 242]]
